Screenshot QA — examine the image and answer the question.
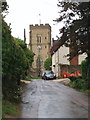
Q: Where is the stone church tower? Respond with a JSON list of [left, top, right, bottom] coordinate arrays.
[[29, 24, 51, 74]]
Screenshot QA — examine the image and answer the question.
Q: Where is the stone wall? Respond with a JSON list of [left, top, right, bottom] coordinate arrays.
[[29, 24, 51, 71]]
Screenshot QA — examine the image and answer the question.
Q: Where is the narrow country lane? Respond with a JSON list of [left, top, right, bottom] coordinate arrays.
[[20, 79, 88, 118]]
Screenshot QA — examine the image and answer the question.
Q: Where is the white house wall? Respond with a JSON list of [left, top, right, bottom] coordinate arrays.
[[79, 53, 87, 65], [59, 46, 70, 65], [52, 50, 60, 77], [52, 53, 56, 73], [52, 46, 69, 77]]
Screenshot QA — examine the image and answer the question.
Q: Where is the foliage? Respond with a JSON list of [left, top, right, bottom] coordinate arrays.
[[2, 19, 34, 102], [68, 76, 77, 81], [15, 38, 34, 67], [2, 0, 34, 117], [81, 60, 90, 89], [44, 57, 52, 70], [24, 48, 34, 67], [55, 1, 90, 59], [2, 100, 20, 118], [55, 1, 90, 90], [15, 38, 27, 49], [24, 75, 32, 81], [69, 78, 88, 90], [81, 60, 88, 79], [1, 1, 9, 12], [68, 60, 89, 90]]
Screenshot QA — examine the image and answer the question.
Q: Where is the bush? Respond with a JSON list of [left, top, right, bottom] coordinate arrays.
[[24, 75, 32, 81], [81, 60, 90, 89], [68, 76, 77, 81], [68, 60, 89, 91], [69, 78, 88, 90], [81, 60, 88, 79], [2, 19, 34, 102], [44, 57, 52, 70]]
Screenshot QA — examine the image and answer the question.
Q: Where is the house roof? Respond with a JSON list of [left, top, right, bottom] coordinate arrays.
[[50, 40, 61, 56]]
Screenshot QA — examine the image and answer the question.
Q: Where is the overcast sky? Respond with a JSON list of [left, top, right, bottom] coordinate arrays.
[[5, 0, 64, 44]]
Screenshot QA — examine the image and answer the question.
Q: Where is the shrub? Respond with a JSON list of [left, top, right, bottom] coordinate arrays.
[[2, 19, 34, 102], [81, 60, 88, 79], [44, 57, 52, 70], [68, 76, 77, 81], [81, 60, 90, 89], [69, 78, 88, 90]]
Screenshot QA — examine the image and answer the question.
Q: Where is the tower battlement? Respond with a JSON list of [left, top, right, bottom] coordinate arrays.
[[30, 24, 51, 29]]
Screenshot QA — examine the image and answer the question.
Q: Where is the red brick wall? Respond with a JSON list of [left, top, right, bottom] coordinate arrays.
[[70, 56, 78, 65], [60, 64, 81, 76], [69, 47, 78, 65]]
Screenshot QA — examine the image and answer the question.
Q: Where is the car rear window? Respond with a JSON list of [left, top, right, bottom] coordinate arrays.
[[46, 71, 54, 75]]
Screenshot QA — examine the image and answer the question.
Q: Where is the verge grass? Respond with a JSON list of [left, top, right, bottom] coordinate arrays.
[[2, 100, 20, 118]]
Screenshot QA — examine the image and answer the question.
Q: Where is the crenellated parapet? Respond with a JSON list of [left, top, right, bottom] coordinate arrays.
[[30, 24, 51, 30]]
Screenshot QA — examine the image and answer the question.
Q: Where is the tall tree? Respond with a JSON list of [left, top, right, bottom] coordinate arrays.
[[55, 1, 90, 88], [55, 1, 90, 59]]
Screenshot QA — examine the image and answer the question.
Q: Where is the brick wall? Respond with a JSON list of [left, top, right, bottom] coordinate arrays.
[[60, 64, 81, 76], [70, 56, 78, 65]]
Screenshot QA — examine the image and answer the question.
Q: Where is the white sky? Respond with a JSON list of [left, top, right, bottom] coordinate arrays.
[[5, 0, 64, 44]]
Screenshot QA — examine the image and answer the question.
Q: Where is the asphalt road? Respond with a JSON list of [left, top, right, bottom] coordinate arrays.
[[20, 79, 88, 118]]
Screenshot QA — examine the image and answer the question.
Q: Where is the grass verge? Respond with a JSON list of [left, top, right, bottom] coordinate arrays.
[[31, 76, 42, 79], [24, 75, 32, 81], [2, 100, 21, 118], [68, 81, 90, 93]]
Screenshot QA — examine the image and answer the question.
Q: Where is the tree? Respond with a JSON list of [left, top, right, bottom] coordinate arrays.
[[44, 57, 52, 70], [2, 19, 34, 101], [2, 20, 26, 100], [55, 1, 90, 59], [1, 0, 34, 101], [1, 0, 8, 12], [15, 38, 34, 68], [55, 1, 90, 88]]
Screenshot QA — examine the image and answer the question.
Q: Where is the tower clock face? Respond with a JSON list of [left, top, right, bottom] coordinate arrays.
[[37, 45, 42, 50]]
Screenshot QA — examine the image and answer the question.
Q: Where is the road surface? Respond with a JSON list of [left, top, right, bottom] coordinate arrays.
[[20, 79, 88, 118]]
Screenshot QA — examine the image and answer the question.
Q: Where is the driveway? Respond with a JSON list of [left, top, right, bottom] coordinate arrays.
[[20, 79, 88, 118]]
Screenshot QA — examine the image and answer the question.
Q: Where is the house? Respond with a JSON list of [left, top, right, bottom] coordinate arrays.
[[50, 39, 87, 78]]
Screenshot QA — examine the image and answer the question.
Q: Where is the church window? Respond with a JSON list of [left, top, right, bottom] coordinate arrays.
[[37, 35, 42, 43]]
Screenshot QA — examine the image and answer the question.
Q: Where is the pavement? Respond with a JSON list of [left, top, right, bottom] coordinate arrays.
[[20, 79, 88, 118], [52, 78, 71, 85], [21, 80, 31, 83]]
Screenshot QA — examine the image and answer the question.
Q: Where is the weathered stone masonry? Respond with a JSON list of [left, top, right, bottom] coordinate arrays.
[[29, 24, 51, 72]]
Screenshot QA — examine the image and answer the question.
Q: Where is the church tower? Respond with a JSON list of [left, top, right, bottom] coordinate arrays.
[[29, 24, 51, 73]]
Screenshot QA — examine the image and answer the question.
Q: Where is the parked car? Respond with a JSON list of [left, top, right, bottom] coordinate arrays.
[[42, 72, 45, 79], [42, 71, 56, 80]]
